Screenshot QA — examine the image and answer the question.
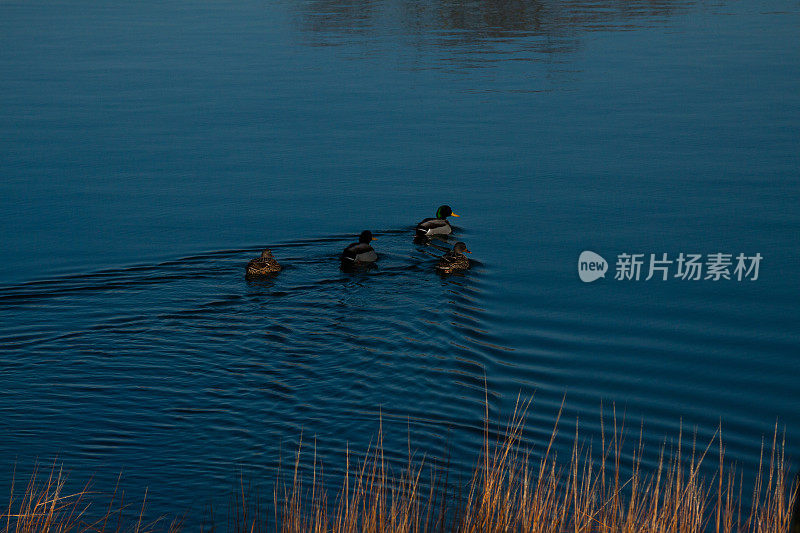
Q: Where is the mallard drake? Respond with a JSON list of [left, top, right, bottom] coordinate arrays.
[[246, 249, 282, 277], [416, 205, 459, 237], [341, 230, 378, 266], [436, 242, 471, 273]]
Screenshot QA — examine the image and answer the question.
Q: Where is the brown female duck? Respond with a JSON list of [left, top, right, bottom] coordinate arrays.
[[246, 249, 282, 277], [436, 242, 471, 273]]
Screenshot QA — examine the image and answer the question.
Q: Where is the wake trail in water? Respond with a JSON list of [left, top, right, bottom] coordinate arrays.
[[0, 231, 510, 469]]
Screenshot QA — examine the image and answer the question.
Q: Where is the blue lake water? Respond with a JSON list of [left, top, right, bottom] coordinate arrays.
[[1, 0, 799, 526]]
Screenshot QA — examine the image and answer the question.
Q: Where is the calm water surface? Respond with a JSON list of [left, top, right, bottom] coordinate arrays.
[[1, 0, 799, 526]]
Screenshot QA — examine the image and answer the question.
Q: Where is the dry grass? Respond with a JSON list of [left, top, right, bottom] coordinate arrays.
[[1, 463, 180, 533], [3, 399, 797, 532], [265, 397, 797, 533]]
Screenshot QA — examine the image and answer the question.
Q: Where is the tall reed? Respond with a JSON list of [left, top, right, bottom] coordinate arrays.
[[267, 398, 796, 533], [3, 400, 796, 532], [1, 463, 180, 533]]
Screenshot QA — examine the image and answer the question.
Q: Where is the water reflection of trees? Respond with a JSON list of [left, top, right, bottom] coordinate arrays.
[[294, 0, 378, 37], [293, 0, 695, 56]]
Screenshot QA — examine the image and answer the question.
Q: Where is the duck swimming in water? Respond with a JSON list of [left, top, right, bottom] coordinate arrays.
[[416, 205, 459, 237], [436, 242, 471, 274], [341, 230, 378, 267], [246, 249, 282, 277]]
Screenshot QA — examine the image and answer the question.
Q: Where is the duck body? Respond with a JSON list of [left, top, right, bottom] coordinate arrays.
[[246, 249, 282, 277], [416, 205, 459, 237], [416, 217, 452, 236], [342, 243, 378, 264], [436, 242, 471, 274], [341, 230, 378, 267]]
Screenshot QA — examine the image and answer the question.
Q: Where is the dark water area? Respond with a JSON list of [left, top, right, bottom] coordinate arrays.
[[1, 0, 799, 526]]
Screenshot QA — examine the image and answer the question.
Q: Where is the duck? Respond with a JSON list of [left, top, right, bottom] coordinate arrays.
[[416, 205, 459, 237], [246, 249, 282, 277], [341, 230, 378, 267], [436, 242, 471, 273]]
